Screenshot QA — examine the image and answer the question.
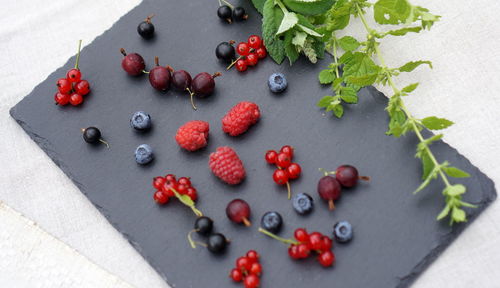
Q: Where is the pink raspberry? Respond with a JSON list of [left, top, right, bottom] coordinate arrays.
[[175, 120, 209, 151], [222, 101, 260, 136], [209, 146, 246, 185]]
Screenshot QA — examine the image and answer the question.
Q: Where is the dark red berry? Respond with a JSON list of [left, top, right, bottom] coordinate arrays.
[[56, 78, 72, 94], [153, 191, 169, 204], [236, 256, 252, 272], [280, 145, 294, 158], [149, 57, 171, 91], [74, 80, 90, 95], [286, 163, 301, 179], [246, 250, 260, 263], [308, 232, 323, 251], [235, 59, 248, 72], [171, 69, 192, 91], [318, 176, 342, 210], [256, 47, 267, 59], [120, 48, 145, 76], [236, 42, 250, 56], [191, 72, 220, 97], [249, 262, 262, 276], [317, 250, 335, 267], [54, 92, 70, 105], [226, 199, 251, 226], [69, 93, 83, 106], [272, 169, 288, 185], [230, 268, 243, 282], [243, 274, 260, 288], [153, 177, 166, 190], [247, 35, 262, 49], [265, 150, 278, 164], [246, 53, 258, 66], [294, 228, 309, 243], [66, 68, 81, 83], [336, 165, 370, 187], [276, 153, 292, 168]]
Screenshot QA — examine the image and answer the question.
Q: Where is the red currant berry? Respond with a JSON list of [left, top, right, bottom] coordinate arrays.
[[246, 53, 258, 66], [308, 232, 323, 251], [288, 245, 300, 259], [74, 80, 90, 96], [256, 47, 267, 59], [54, 92, 70, 106], [56, 78, 72, 94], [153, 191, 169, 205], [273, 169, 289, 185], [265, 150, 278, 164], [236, 256, 252, 272], [69, 93, 83, 106], [246, 250, 260, 263], [294, 228, 309, 243], [249, 262, 262, 276], [280, 145, 294, 158], [318, 250, 335, 267], [243, 274, 260, 288], [177, 184, 188, 194], [177, 177, 191, 187], [276, 153, 292, 168], [297, 243, 310, 258], [66, 68, 82, 83], [236, 42, 251, 56], [230, 268, 243, 282], [165, 174, 176, 184], [286, 163, 301, 179], [247, 35, 262, 49], [162, 182, 177, 197], [320, 236, 333, 251], [186, 187, 197, 201], [153, 176, 166, 190], [235, 59, 248, 72]]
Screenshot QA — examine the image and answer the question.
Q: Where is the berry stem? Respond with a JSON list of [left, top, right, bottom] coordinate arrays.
[[145, 13, 155, 23], [171, 189, 203, 217], [186, 88, 197, 110], [212, 72, 222, 78], [154, 56, 159, 66], [359, 175, 371, 181], [219, 0, 234, 9], [227, 56, 243, 70], [258, 228, 298, 245], [74, 40, 82, 70], [319, 168, 335, 177], [120, 48, 127, 56], [286, 181, 291, 200], [328, 199, 335, 211], [187, 229, 207, 249], [242, 217, 251, 227], [99, 139, 110, 149], [142, 70, 150, 74]]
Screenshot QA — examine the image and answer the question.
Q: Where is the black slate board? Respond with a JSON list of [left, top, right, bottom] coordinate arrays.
[[10, 0, 496, 287]]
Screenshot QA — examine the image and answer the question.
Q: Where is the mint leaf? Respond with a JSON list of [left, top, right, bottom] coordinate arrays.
[[385, 26, 422, 36], [338, 36, 360, 51], [374, 0, 411, 25], [319, 69, 335, 84], [283, 0, 335, 16], [263, 0, 286, 64], [421, 151, 434, 180], [443, 167, 471, 178], [317, 96, 334, 107], [277, 12, 299, 34], [401, 82, 419, 93], [333, 104, 344, 118], [340, 87, 358, 103], [346, 73, 378, 86], [284, 30, 300, 64], [451, 207, 466, 223], [421, 116, 454, 130], [297, 24, 323, 37], [398, 60, 433, 72], [252, 0, 267, 14], [292, 31, 307, 46], [445, 184, 466, 197], [436, 204, 451, 220]]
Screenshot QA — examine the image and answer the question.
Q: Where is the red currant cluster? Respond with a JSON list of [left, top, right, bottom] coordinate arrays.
[[265, 145, 302, 199], [230, 250, 262, 288], [232, 35, 267, 72], [259, 228, 335, 268], [152, 174, 201, 216], [55, 40, 90, 106]]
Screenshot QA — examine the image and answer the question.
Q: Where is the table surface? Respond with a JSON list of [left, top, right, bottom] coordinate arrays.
[[1, 0, 499, 287]]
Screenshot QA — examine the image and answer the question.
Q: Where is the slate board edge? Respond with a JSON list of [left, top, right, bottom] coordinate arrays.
[[8, 1, 498, 287]]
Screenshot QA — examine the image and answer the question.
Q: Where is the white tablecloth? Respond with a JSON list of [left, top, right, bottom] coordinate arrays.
[[1, 1, 499, 287]]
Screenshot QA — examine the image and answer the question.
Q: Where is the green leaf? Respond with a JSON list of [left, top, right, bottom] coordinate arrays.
[[338, 36, 360, 51], [333, 104, 344, 118], [401, 82, 419, 93], [340, 87, 358, 103], [297, 24, 323, 37], [414, 165, 439, 194], [385, 26, 422, 36], [263, 0, 286, 64], [317, 96, 334, 107], [283, 0, 335, 16], [451, 207, 466, 223], [252, 0, 267, 14], [342, 52, 380, 91], [291, 31, 307, 46], [436, 204, 451, 220], [445, 184, 466, 197], [421, 151, 434, 180], [374, 0, 411, 25], [346, 73, 378, 86], [443, 167, 471, 178], [319, 69, 336, 84], [421, 116, 454, 130], [277, 12, 299, 34], [284, 31, 300, 64], [398, 60, 433, 72]]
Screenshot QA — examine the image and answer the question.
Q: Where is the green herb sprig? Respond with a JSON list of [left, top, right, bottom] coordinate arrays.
[[252, 0, 475, 225]]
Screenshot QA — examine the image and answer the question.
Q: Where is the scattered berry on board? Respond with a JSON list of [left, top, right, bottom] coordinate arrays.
[[194, 216, 214, 236], [230, 250, 262, 287], [225, 35, 266, 72], [120, 48, 146, 76], [221, 101, 261, 136], [81, 127, 109, 148], [55, 40, 91, 106], [175, 120, 210, 151], [207, 233, 229, 254], [148, 56, 171, 91], [292, 193, 314, 215], [137, 14, 155, 39], [209, 146, 246, 185], [152, 174, 202, 217], [130, 111, 152, 131], [135, 144, 154, 165], [268, 73, 287, 93], [333, 221, 353, 243], [261, 211, 283, 234], [191, 72, 221, 97], [317, 174, 342, 210], [226, 199, 252, 226], [318, 166, 370, 210], [216, 41, 236, 63], [265, 145, 301, 199], [217, 0, 248, 23]]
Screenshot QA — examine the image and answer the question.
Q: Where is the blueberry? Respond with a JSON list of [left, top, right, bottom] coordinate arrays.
[[333, 221, 353, 243], [135, 144, 154, 165], [130, 111, 152, 131], [261, 211, 283, 233], [268, 73, 287, 93], [292, 193, 313, 215]]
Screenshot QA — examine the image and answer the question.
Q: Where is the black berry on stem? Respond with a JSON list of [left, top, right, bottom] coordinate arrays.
[[137, 14, 155, 39], [207, 233, 229, 254], [82, 127, 109, 148], [217, 5, 232, 23], [215, 40, 236, 63], [232, 6, 248, 21], [194, 216, 214, 235]]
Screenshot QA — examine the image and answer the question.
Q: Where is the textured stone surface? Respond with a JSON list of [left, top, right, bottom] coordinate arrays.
[[9, 0, 496, 287]]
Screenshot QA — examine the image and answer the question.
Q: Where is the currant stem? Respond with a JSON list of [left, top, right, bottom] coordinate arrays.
[[219, 0, 234, 9], [171, 189, 203, 217], [242, 217, 251, 227], [145, 13, 155, 23], [142, 70, 150, 74], [318, 168, 335, 177], [227, 56, 243, 70], [186, 88, 197, 110], [99, 139, 110, 149], [187, 229, 197, 249], [75, 40, 82, 70], [258, 228, 298, 245], [328, 199, 335, 211], [286, 181, 291, 200], [119, 48, 127, 56], [154, 56, 159, 66], [213, 72, 222, 78]]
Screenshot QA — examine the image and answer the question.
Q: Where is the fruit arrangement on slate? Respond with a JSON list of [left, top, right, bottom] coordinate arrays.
[[10, 0, 497, 287]]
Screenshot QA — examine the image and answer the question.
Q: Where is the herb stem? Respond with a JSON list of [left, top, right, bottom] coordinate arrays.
[[331, 35, 341, 79]]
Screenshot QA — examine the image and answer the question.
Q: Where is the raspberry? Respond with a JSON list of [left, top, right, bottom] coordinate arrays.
[[209, 146, 246, 185], [175, 120, 209, 151], [222, 102, 261, 136]]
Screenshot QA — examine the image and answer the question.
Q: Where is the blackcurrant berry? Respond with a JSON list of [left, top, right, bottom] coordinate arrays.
[[232, 7, 247, 21], [148, 56, 171, 91], [120, 48, 145, 76], [194, 216, 213, 236], [191, 72, 221, 97], [207, 233, 228, 254], [137, 14, 155, 39], [82, 127, 101, 143], [217, 5, 232, 23], [215, 42, 236, 63]]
